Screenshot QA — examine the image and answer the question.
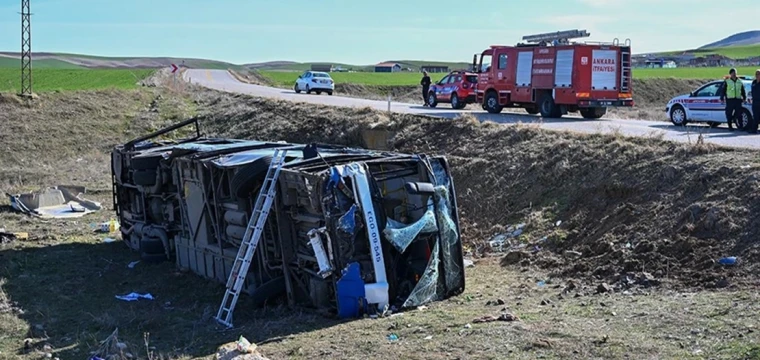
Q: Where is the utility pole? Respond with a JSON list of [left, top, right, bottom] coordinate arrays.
[[20, 0, 32, 97]]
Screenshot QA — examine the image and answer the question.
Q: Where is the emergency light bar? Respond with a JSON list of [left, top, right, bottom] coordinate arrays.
[[522, 29, 591, 43]]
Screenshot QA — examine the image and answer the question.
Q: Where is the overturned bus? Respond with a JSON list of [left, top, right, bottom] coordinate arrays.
[[111, 118, 465, 318]]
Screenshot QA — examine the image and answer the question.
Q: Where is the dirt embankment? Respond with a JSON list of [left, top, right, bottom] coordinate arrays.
[[190, 87, 760, 289], [3, 84, 757, 291]]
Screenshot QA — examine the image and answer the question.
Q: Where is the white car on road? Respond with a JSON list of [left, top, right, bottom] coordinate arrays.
[[294, 71, 334, 95], [666, 77, 753, 129]]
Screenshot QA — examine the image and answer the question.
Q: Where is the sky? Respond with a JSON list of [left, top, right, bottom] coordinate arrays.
[[0, 0, 758, 65]]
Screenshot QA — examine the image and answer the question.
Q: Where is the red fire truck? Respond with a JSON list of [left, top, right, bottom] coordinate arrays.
[[472, 29, 634, 119]]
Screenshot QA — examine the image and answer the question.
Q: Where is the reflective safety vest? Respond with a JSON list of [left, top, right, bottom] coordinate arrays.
[[725, 78, 742, 99]]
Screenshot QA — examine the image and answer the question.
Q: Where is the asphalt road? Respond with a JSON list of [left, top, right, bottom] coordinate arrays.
[[185, 69, 759, 150]]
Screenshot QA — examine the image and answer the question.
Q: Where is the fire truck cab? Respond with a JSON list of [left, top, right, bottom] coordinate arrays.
[[473, 29, 634, 119]]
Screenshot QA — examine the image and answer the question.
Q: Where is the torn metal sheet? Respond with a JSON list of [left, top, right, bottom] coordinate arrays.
[[7, 185, 102, 218]]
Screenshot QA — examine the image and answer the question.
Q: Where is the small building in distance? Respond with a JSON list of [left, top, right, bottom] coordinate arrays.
[[310, 63, 333, 72], [420, 65, 449, 73], [374, 62, 402, 73]]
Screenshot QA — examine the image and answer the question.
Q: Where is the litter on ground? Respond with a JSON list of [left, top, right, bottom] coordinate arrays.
[[115, 292, 154, 301], [7, 185, 102, 218]]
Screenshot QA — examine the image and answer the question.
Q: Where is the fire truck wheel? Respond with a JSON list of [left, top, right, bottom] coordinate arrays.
[[580, 108, 607, 119], [669, 105, 688, 126], [539, 94, 560, 118], [230, 156, 273, 198], [484, 91, 502, 114], [428, 92, 438, 108], [525, 108, 539, 115]]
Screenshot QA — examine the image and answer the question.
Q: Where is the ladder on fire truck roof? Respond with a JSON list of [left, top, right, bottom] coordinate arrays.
[[522, 29, 591, 44], [214, 148, 289, 328]]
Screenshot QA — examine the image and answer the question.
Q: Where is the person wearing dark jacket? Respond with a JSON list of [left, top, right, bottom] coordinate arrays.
[[749, 69, 760, 134], [420, 71, 431, 106], [718, 68, 747, 131]]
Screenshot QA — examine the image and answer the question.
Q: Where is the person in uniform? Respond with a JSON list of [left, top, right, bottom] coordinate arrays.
[[749, 69, 760, 134], [718, 68, 747, 131], [420, 71, 431, 106]]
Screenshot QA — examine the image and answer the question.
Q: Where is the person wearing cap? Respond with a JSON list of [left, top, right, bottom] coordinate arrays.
[[749, 69, 760, 134], [718, 68, 747, 131]]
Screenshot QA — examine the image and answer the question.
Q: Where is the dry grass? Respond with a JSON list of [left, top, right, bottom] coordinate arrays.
[[2, 82, 760, 359]]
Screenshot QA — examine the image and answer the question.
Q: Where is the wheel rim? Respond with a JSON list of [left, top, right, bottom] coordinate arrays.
[[429, 93, 436, 104], [741, 112, 750, 128], [672, 108, 685, 124], [541, 98, 552, 114], [487, 96, 497, 109], [452, 95, 458, 108]]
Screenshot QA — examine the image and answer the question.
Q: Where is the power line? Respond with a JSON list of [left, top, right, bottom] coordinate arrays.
[[20, 0, 32, 96]]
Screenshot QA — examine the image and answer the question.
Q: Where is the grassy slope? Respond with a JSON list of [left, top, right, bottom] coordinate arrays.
[[0, 57, 84, 69], [2, 86, 760, 359], [661, 44, 760, 59], [0, 53, 242, 70], [248, 60, 471, 72], [0, 68, 155, 92]]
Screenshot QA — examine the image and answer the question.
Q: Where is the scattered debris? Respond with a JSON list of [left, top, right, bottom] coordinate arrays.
[[127, 261, 140, 269], [563, 250, 583, 258], [387, 333, 399, 342], [718, 257, 737, 266], [463, 259, 475, 268], [7, 185, 102, 218], [93, 219, 120, 233], [236, 336, 256, 353], [103, 237, 117, 243], [89, 328, 132, 360], [115, 292, 154, 301], [424, 335, 433, 340], [540, 299, 553, 306], [488, 223, 526, 251], [464, 323, 472, 329], [216, 338, 269, 360]]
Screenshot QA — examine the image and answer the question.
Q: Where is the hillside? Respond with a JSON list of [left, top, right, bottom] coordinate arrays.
[[700, 30, 760, 49], [0, 52, 242, 70], [244, 60, 471, 72]]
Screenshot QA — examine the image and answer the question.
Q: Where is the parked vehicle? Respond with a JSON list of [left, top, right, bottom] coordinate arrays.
[[111, 118, 465, 319], [472, 29, 634, 119], [427, 70, 479, 109], [295, 71, 334, 95], [665, 76, 754, 129]]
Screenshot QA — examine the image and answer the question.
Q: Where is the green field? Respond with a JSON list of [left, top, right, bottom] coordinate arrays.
[[634, 66, 758, 79], [261, 66, 760, 87], [0, 68, 154, 92], [662, 44, 760, 60], [260, 70, 426, 86], [0, 57, 85, 69]]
